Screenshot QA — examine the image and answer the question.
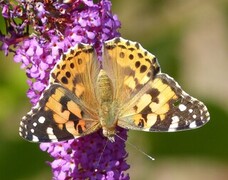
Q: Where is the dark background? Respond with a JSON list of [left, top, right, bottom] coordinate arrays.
[[0, 1, 228, 179]]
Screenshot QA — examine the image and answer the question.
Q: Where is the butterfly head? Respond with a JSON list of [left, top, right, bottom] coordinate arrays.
[[102, 126, 116, 142]]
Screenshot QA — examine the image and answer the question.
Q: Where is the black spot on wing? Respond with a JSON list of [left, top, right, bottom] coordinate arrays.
[[149, 115, 172, 132], [70, 49, 75, 55], [135, 43, 140, 49], [65, 71, 71, 78], [129, 54, 134, 60], [147, 88, 159, 103], [62, 54, 67, 60], [61, 64, 66, 70], [60, 96, 70, 112], [61, 76, 68, 84], [70, 63, 75, 69], [105, 44, 115, 50], [135, 61, 140, 68], [114, 37, 121, 44], [119, 52, 125, 58], [118, 44, 127, 49], [77, 125, 83, 134], [138, 53, 143, 58], [133, 105, 138, 112], [69, 112, 80, 123], [137, 119, 144, 128], [140, 105, 153, 114], [128, 47, 135, 51], [140, 65, 147, 73], [126, 40, 130, 46]]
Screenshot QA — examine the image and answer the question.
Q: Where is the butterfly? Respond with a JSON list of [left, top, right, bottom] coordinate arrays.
[[19, 37, 210, 142]]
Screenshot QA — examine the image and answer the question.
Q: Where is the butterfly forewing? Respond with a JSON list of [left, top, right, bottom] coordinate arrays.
[[103, 37, 160, 107], [50, 43, 100, 109]]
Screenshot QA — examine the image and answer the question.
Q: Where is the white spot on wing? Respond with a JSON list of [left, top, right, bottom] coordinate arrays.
[[189, 121, 197, 129], [38, 116, 45, 124], [179, 104, 187, 112], [189, 109, 193, 113], [47, 127, 54, 134], [27, 110, 33, 116], [168, 124, 179, 131], [32, 135, 39, 142], [31, 129, 34, 133], [47, 127, 57, 141], [33, 122, 37, 127], [171, 116, 179, 123], [193, 114, 197, 119], [169, 116, 180, 131]]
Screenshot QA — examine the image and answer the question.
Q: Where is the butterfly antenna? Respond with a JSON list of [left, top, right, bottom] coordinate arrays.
[[94, 138, 109, 172], [115, 133, 155, 161]]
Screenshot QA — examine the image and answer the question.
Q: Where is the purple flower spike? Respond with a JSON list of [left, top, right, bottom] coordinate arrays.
[[43, 128, 129, 180], [0, 0, 129, 179]]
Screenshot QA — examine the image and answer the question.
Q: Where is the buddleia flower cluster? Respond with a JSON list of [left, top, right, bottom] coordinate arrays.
[[0, 0, 129, 179]]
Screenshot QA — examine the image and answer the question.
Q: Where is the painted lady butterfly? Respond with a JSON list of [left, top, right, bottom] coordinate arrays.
[[19, 37, 210, 142]]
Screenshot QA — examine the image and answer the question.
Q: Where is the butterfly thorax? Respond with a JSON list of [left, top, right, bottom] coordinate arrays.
[[96, 70, 117, 142]]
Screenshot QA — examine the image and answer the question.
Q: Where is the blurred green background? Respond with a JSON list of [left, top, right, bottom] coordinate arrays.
[[0, 0, 228, 179]]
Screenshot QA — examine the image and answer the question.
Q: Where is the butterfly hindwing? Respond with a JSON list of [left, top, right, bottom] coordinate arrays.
[[19, 84, 100, 142], [118, 73, 210, 132]]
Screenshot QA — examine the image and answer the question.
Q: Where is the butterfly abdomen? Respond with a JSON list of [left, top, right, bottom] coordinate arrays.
[[96, 69, 113, 103], [96, 69, 117, 141]]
